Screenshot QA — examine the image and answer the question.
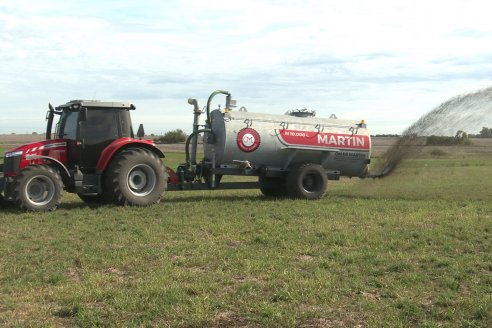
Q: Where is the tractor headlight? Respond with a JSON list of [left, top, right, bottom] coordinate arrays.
[[4, 151, 23, 158]]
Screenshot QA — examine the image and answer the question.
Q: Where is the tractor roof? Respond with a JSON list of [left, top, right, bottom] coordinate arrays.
[[57, 100, 136, 110]]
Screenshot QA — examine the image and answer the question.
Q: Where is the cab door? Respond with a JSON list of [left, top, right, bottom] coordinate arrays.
[[77, 109, 120, 172], [57, 109, 82, 168]]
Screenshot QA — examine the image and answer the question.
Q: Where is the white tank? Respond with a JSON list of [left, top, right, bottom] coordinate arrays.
[[204, 109, 371, 178]]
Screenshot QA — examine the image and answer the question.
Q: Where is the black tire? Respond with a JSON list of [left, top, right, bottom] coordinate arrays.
[[286, 163, 327, 200], [11, 165, 63, 211], [259, 176, 288, 197], [77, 193, 109, 204], [106, 148, 167, 206]]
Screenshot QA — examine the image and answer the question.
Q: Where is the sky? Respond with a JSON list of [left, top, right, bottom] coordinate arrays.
[[1, 0, 492, 135]]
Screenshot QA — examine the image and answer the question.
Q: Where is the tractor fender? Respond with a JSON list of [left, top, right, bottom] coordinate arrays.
[[96, 138, 165, 174], [23, 154, 71, 186]]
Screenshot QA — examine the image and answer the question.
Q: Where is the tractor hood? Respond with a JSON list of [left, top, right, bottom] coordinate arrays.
[[2, 139, 68, 176], [4, 139, 67, 158]]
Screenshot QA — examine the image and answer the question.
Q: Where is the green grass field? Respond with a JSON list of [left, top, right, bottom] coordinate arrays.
[[0, 151, 491, 327]]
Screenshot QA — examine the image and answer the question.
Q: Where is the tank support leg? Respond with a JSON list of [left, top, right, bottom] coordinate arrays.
[[283, 150, 298, 170]]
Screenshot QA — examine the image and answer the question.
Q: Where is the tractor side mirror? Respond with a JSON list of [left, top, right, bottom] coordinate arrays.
[[137, 124, 145, 139]]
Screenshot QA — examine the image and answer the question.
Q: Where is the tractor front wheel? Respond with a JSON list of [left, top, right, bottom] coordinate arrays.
[[12, 165, 63, 211], [106, 148, 167, 206]]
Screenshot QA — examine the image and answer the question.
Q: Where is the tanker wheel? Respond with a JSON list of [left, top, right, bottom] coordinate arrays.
[[106, 148, 167, 206], [11, 165, 63, 211], [258, 176, 288, 197], [286, 163, 327, 200]]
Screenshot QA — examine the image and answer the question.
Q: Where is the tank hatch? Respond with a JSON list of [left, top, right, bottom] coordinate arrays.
[[285, 108, 316, 118]]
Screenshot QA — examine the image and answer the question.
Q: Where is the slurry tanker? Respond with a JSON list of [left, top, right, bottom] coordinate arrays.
[[0, 90, 371, 211]]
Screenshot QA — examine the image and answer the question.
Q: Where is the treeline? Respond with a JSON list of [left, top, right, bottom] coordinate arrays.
[[472, 127, 492, 138], [153, 129, 187, 144], [426, 135, 471, 146], [372, 134, 400, 137], [424, 128, 492, 145]]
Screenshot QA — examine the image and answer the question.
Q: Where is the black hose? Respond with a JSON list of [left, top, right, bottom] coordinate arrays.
[[185, 128, 213, 166]]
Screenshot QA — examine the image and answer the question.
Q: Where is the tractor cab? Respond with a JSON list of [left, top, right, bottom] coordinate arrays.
[[47, 100, 136, 173]]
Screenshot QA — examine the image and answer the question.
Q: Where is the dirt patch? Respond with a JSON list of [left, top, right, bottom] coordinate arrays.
[[295, 254, 316, 262], [299, 317, 365, 328], [214, 311, 251, 327]]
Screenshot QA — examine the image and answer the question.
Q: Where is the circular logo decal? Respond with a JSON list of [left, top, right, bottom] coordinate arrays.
[[237, 128, 261, 152]]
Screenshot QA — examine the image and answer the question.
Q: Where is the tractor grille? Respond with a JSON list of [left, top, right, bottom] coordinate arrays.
[[3, 156, 20, 174]]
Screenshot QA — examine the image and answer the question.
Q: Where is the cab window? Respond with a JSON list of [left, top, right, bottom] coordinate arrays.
[[58, 110, 78, 139], [81, 109, 119, 144]]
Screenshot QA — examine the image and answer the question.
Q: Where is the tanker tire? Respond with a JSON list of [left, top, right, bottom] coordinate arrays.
[[106, 148, 167, 206], [259, 176, 288, 197], [286, 163, 327, 200], [11, 165, 63, 211]]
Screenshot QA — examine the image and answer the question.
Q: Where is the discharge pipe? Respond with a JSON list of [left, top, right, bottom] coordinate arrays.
[[188, 98, 202, 165], [206, 90, 231, 126]]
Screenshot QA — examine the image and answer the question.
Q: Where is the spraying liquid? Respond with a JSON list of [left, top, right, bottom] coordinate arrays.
[[370, 86, 492, 178]]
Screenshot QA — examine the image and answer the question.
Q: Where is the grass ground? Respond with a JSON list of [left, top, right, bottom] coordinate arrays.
[[0, 149, 491, 327]]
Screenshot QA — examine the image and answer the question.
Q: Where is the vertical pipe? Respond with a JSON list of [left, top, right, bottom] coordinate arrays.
[[188, 98, 201, 165]]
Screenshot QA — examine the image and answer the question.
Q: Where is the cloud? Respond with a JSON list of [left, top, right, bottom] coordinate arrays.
[[1, 0, 492, 135]]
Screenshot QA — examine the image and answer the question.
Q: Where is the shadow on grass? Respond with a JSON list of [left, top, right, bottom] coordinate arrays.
[[57, 202, 115, 211], [53, 194, 281, 211], [1, 195, 285, 214], [162, 194, 284, 204]]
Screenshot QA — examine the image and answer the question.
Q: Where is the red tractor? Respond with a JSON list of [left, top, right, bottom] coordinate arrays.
[[0, 101, 167, 211]]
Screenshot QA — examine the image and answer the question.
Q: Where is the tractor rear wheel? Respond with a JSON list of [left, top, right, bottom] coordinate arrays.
[[11, 165, 63, 211], [106, 148, 167, 206], [286, 163, 327, 200]]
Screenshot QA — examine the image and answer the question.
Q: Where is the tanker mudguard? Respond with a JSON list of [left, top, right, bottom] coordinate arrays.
[[95, 138, 164, 173]]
